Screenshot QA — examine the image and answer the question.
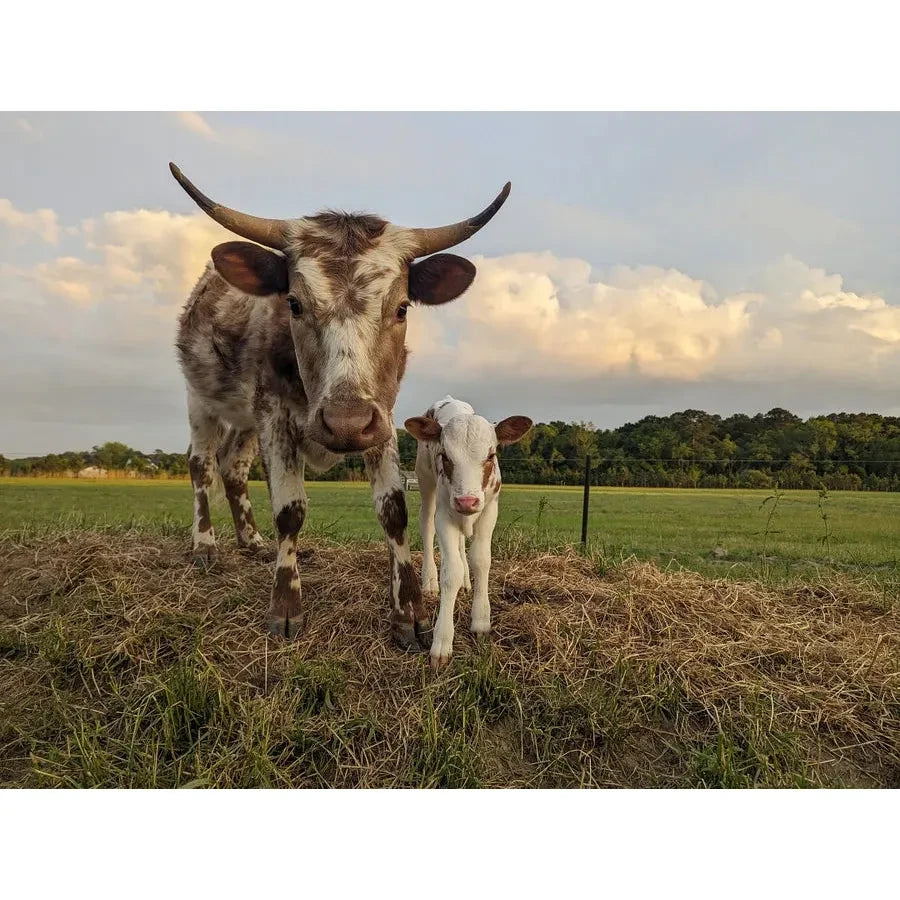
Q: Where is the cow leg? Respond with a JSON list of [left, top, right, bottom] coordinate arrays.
[[364, 434, 430, 652], [259, 424, 307, 640], [218, 427, 266, 553], [187, 394, 221, 565], [469, 500, 498, 636], [431, 511, 464, 668]]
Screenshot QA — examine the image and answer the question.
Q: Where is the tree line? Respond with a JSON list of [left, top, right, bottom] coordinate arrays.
[[3, 408, 900, 491]]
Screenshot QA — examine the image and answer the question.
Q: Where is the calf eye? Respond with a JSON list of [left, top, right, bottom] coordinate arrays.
[[396, 303, 409, 322]]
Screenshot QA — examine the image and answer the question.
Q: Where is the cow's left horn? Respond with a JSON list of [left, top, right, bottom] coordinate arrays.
[[169, 162, 288, 251], [408, 182, 511, 257]]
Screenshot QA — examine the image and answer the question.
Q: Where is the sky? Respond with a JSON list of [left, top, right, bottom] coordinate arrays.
[[3, 111, 900, 456]]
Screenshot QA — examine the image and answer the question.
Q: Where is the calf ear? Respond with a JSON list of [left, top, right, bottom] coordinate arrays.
[[495, 416, 533, 445], [408, 253, 476, 305], [404, 416, 442, 442], [211, 241, 289, 296]]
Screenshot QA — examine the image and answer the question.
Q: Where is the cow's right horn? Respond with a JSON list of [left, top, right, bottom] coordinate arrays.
[[169, 162, 288, 251], [407, 182, 511, 257]]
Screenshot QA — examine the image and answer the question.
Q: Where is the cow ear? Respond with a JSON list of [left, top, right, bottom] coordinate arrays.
[[495, 416, 533, 445], [408, 253, 476, 305], [211, 241, 289, 296], [404, 416, 442, 442]]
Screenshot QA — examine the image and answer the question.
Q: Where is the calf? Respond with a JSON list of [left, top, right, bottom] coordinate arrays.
[[405, 396, 532, 666]]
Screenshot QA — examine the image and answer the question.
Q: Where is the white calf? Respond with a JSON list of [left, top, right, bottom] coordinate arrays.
[[405, 396, 532, 667]]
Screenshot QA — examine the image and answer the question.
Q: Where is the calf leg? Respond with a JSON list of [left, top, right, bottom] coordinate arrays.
[[459, 533, 471, 592], [259, 424, 307, 640], [365, 434, 430, 652], [468, 501, 498, 635], [432, 511, 465, 667], [417, 455, 439, 595], [218, 427, 266, 552], [187, 394, 221, 565]]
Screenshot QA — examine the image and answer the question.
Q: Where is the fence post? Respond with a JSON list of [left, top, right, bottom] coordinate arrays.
[[581, 454, 591, 547]]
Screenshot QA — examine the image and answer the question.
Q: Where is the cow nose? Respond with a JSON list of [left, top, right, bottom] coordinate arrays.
[[318, 401, 383, 451], [454, 495, 480, 515]]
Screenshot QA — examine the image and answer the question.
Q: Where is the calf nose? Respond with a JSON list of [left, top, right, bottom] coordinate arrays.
[[319, 401, 382, 451], [454, 495, 481, 515]]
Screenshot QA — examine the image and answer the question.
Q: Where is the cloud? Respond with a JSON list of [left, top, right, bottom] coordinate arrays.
[[406, 253, 900, 390], [173, 111, 218, 140], [0, 198, 60, 244], [4, 206, 900, 452]]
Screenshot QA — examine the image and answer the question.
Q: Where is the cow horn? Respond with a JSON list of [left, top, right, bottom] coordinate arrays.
[[409, 182, 511, 257], [169, 162, 288, 251]]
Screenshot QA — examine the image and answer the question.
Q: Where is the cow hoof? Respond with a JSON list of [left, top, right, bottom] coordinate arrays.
[[265, 614, 304, 640], [241, 544, 276, 563], [414, 619, 434, 651], [392, 622, 422, 652], [192, 546, 219, 567]]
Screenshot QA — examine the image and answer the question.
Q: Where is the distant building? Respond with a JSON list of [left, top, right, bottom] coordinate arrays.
[[400, 470, 419, 491], [77, 466, 108, 478]]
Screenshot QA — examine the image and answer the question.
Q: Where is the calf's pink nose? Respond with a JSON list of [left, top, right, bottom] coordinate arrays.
[[454, 496, 480, 514]]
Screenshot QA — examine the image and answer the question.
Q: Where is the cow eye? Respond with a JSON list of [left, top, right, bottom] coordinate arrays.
[[396, 303, 409, 322], [287, 294, 302, 318]]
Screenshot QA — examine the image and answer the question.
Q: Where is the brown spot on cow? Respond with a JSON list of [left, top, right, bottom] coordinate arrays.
[[440, 452, 455, 482], [482, 457, 494, 489], [276, 499, 307, 539], [267, 565, 303, 637], [188, 454, 213, 488], [379, 489, 408, 545], [195, 493, 212, 534], [397, 560, 422, 617]]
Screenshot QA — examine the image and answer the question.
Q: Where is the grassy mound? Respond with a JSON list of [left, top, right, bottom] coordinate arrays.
[[1, 529, 898, 788]]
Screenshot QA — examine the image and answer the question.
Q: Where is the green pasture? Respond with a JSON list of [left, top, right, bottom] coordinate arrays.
[[1, 477, 897, 582]]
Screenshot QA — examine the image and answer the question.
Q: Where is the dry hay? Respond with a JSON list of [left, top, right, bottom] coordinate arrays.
[[1, 529, 898, 788]]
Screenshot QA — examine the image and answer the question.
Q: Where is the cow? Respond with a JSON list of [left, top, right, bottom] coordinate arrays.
[[404, 396, 532, 666], [169, 163, 511, 651]]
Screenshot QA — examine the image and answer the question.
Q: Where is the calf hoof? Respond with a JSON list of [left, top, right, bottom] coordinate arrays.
[[429, 632, 454, 669], [265, 613, 304, 640], [192, 545, 219, 567]]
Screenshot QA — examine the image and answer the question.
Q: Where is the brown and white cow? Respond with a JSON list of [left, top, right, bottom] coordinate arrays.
[[170, 163, 510, 650]]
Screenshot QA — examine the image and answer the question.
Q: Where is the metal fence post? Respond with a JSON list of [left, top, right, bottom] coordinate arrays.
[[581, 454, 591, 547]]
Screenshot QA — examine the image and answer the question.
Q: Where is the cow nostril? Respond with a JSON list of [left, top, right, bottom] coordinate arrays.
[[318, 408, 334, 437], [361, 408, 378, 436]]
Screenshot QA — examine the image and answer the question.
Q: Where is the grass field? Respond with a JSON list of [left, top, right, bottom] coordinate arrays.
[[2, 478, 898, 788], [2, 477, 898, 584]]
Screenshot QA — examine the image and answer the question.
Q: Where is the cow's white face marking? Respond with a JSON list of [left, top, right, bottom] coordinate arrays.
[[285, 226, 415, 433]]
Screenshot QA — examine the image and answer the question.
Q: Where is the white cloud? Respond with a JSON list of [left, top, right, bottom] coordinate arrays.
[[174, 111, 217, 140], [407, 252, 900, 386], [4, 207, 900, 453], [0, 198, 60, 244]]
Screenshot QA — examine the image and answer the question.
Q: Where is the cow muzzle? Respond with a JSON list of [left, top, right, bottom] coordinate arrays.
[[312, 400, 390, 452]]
